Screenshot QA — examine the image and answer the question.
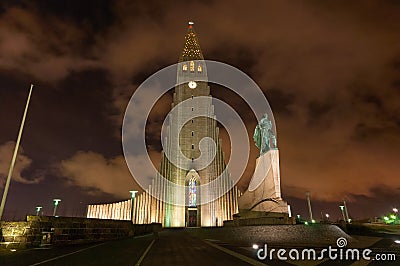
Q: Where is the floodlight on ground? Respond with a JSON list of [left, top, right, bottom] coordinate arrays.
[[393, 208, 398, 213]]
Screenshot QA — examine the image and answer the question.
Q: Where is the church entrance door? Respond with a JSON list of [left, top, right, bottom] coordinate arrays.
[[188, 208, 197, 227]]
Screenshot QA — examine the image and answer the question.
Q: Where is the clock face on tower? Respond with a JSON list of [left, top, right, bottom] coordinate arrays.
[[188, 81, 197, 89]]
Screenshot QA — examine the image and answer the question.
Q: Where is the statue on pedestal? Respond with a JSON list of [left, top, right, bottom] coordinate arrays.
[[253, 114, 277, 155], [235, 114, 292, 225]]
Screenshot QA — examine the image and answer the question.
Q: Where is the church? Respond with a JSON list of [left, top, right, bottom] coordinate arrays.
[[87, 22, 240, 227], [86, 22, 290, 227]]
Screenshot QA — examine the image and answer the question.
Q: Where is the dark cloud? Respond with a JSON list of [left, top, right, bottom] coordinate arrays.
[[267, 88, 295, 116]]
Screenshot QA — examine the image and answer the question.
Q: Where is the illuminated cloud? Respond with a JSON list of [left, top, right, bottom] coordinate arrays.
[[58, 151, 141, 198], [0, 141, 43, 186]]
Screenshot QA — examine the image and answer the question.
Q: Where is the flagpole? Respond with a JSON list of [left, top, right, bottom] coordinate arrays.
[[0, 84, 34, 220]]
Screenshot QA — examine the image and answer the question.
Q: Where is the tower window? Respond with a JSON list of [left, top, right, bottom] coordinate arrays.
[[191, 107, 194, 111], [182, 64, 187, 71], [191, 131, 194, 136], [191, 119, 194, 123], [197, 65, 202, 73], [190, 61, 195, 72], [192, 144, 194, 149]]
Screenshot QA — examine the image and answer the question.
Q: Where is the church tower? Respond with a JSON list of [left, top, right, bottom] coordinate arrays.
[[87, 22, 241, 227], [159, 22, 239, 227]]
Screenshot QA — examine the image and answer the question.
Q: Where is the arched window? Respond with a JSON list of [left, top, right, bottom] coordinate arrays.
[[188, 176, 197, 207], [197, 65, 202, 73], [190, 61, 195, 72], [182, 64, 187, 71]]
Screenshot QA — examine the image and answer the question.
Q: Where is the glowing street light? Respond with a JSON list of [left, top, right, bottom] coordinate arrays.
[[129, 190, 138, 199], [35, 206, 42, 216], [129, 191, 138, 222], [393, 208, 398, 213], [53, 199, 61, 216]]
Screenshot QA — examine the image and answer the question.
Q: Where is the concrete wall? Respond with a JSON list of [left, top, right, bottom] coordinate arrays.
[[224, 212, 295, 226], [0, 216, 161, 249]]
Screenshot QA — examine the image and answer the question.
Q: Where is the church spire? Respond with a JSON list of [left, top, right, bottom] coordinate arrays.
[[179, 22, 204, 62]]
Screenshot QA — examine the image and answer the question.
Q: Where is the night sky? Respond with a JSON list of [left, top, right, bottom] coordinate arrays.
[[0, 0, 399, 221]]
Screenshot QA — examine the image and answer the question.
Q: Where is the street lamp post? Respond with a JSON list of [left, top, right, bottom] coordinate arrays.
[[53, 199, 61, 216], [306, 192, 314, 223], [0, 84, 34, 221], [129, 191, 138, 222], [339, 205, 346, 222], [343, 200, 351, 223], [36, 206, 42, 216]]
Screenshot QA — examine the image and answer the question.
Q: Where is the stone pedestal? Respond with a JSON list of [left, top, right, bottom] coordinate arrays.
[[236, 149, 291, 224]]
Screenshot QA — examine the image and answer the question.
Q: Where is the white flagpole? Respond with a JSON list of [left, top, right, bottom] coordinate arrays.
[[0, 84, 34, 220]]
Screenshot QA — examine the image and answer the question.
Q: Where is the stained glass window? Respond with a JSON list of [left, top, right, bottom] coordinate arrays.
[[198, 65, 202, 73], [183, 64, 187, 71], [188, 176, 197, 207]]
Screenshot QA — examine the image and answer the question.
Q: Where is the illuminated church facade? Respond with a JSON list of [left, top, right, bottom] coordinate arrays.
[[87, 22, 241, 227]]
